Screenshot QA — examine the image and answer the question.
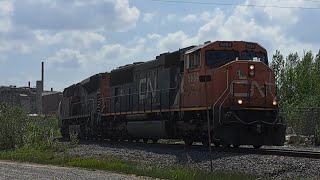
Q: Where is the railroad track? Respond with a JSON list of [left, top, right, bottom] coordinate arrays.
[[65, 138, 320, 159], [181, 143, 320, 159], [212, 146, 320, 159]]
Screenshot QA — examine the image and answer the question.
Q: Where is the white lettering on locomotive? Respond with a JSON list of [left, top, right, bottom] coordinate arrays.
[[139, 76, 157, 100], [187, 73, 198, 83], [230, 80, 265, 98]]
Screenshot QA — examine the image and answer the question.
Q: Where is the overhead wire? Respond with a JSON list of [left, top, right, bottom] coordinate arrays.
[[147, 0, 320, 10], [261, 0, 320, 2]]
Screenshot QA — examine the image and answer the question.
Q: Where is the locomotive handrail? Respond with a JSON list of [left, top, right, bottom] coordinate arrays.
[[212, 70, 229, 127], [70, 99, 94, 117], [100, 86, 179, 99], [220, 81, 278, 125], [219, 92, 231, 124], [100, 85, 179, 115], [217, 75, 277, 124]]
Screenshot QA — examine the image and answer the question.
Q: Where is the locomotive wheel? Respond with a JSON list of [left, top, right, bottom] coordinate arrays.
[[151, 139, 159, 144], [253, 145, 262, 149], [143, 139, 149, 143], [183, 139, 193, 146]]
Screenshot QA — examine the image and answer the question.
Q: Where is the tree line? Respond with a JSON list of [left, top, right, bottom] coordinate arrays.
[[271, 50, 320, 140], [271, 50, 320, 108]]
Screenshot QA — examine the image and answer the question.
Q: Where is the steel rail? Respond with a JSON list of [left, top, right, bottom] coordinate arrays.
[[60, 138, 320, 159]]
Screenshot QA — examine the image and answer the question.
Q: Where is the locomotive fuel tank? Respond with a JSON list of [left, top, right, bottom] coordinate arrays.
[[127, 120, 167, 139]]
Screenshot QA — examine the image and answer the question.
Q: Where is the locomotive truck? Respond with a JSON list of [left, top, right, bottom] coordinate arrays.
[[59, 40, 286, 148]]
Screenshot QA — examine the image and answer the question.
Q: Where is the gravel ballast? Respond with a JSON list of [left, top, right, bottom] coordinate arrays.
[[67, 142, 320, 179]]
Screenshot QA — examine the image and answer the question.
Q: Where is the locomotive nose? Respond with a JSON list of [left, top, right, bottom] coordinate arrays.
[[229, 61, 276, 107]]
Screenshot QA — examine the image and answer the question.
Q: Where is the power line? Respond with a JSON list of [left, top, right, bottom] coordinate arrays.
[[262, 0, 320, 3], [147, 0, 320, 10]]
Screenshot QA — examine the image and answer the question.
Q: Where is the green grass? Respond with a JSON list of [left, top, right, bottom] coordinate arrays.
[[0, 105, 255, 179], [0, 148, 255, 180]]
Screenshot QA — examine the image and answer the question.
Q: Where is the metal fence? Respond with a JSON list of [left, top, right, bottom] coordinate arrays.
[[280, 108, 320, 136]]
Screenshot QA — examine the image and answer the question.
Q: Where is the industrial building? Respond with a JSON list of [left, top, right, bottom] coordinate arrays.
[[0, 62, 62, 115]]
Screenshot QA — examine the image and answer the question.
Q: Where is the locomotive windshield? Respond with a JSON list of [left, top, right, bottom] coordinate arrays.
[[241, 51, 268, 65], [205, 50, 239, 67], [205, 50, 268, 68]]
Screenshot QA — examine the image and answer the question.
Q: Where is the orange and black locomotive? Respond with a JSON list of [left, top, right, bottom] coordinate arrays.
[[59, 40, 286, 148]]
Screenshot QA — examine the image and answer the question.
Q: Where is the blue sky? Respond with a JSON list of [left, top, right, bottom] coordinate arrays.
[[0, 0, 319, 91]]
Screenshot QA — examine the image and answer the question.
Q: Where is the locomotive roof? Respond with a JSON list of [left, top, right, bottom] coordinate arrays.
[[185, 41, 266, 54], [185, 43, 210, 54]]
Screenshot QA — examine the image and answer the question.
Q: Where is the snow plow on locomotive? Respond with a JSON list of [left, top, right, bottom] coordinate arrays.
[[59, 41, 286, 148]]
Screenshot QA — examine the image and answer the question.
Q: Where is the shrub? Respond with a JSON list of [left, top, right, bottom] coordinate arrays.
[[0, 103, 62, 151], [23, 115, 60, 151], [0, 103, 28, 150], [315, 125, 320, 146]]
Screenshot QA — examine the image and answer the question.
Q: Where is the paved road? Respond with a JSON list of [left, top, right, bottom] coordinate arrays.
[[0, 161, 152, 180]]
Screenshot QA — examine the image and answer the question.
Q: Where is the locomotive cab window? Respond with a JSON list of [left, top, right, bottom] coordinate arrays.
[[205, 50, 239, 68], [186, 50, 201, 69], [241, 51, 268, 65]]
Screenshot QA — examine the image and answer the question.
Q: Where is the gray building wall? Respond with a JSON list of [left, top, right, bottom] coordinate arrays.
[[0, 86, 37, 114]]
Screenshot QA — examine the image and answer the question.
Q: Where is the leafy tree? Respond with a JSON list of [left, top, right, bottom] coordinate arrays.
[[295, 51, 313, 106], [280, 52, 299, 107], [271, 50, 285, 85], [271, 50, 320, 137]]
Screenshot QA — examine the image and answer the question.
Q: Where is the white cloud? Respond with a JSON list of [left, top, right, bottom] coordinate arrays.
[[34, 30, 106, 48], [156, 31, 191, 51], [153, 1, 320, 57], [181, 14, 197, 23], [181, 11, 216, 23], [0, 0, 141, 55], [47, 49, 86, 69], [143, 13, 156, 23], [0, 55, 8, 64], [97, 40, 146, 67], [12, 0, 140, 32], [46, 37, 148, 72], [147, 33, 161, 40], [113, 0, 140, 31], [166, 14, 177, 22], [1, 0, 320, 91], [257, 0, 303, 25], [0, 40, 31, 53], [0, 0, 14, 32]]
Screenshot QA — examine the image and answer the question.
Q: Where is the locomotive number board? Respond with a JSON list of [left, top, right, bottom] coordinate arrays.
[[246, 43, 256, 49], [219, 42, 233, 48]]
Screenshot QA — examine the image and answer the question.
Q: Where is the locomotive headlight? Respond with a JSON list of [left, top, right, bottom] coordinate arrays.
[[237, 99, 243, 105], [248, 65, 255, 77], [273, 100, 277, 106]]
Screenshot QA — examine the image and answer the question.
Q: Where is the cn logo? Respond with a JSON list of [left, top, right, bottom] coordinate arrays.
[[230, 80, 265, 97], [139, 76, 157, 100]]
